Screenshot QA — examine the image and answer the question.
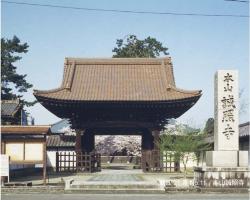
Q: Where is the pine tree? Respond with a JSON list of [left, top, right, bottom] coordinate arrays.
[[112, 35, 169, 58], [1, 36, 35, 106]]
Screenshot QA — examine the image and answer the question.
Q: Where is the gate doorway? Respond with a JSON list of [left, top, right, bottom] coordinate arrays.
[[73, 127, 162, 173], [95, 135, 142, 170]]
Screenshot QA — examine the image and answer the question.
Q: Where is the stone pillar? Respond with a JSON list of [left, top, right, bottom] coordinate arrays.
[[206, 70, 248, 167], [214, 70, 239, 151], [194, 70, 249, 188]]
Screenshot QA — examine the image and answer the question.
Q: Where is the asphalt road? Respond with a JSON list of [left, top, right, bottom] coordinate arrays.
[[1, 193, 249, 200]]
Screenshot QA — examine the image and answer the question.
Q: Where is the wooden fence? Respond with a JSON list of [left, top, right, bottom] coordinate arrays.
[[162, 152, 180, 172], [56, 151, 101, 172], [142, 150, 180, 172], [56, 151, 178, 173]]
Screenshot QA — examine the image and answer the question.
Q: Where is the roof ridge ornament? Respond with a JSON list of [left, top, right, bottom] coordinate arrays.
[[64, 61, 76, 90], [167, 84, 173, 91]]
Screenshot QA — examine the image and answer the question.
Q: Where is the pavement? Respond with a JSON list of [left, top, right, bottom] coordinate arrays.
[[67, 169, 163, 192], [9, 169, 188, 186], [1, 193, 249, 200], [3, 169, 249, 194]]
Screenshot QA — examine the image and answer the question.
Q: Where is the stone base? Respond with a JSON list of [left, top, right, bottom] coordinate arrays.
[[206, 151, 248, 167], [194, 167, 249, 188]]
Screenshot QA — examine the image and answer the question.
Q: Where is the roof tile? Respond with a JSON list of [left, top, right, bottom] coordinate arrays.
[[34, 58, 201, 101]]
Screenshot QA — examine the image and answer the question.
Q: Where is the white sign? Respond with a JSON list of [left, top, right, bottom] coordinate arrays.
[[1, 154, 9, 181], [214, 70, 239, 151]]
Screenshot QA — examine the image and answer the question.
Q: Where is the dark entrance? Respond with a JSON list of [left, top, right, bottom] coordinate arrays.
[[34, 57, 201, 172]]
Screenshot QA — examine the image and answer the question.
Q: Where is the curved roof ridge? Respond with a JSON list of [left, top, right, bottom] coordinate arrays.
[[51, 119, 69, 126], [34, 57, 202, 102], [34, 87, 65, 95], [170, 86, 202, 95]]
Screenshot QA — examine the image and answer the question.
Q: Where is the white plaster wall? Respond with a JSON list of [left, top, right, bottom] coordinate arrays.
[[179, 153, 198, 168], [162, 151, 205, 169], [47, 150, 75, 168], [47, 151, 56, 167]]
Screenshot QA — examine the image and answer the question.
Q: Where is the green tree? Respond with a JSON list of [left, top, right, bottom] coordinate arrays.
[[112, 35, 169, 58], [1, 36, 34, 106], [159, 124, 211, 177]]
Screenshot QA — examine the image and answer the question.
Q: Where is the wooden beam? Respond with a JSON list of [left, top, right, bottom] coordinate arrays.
[[76, 121, 159, 129], [43, 136, 47, 185], [9, 161, 44, 164]]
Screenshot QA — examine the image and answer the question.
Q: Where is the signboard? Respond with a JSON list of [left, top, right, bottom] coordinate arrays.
[[1, 154, 9, 182], [5, 142, 44, 162], [25, 143, 43, 161], [5, 143, 24, 161]]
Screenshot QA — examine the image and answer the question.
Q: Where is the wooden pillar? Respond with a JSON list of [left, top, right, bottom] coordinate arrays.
[[152, 130, 161, 171], [75, 129, 84, 172], [141, 129, 153, 172], [82, 130, 95, 153], [141, 129, 161, 172], [1, 141, 7, 184], [75, 129, 83, 152], [141, 130, 153, 150], [1, 141, 5, 154], [43, 136, 47, 185], [152, 130, 160, 151]]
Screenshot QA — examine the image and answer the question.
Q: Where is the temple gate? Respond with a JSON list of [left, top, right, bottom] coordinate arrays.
[[34, 57, 201, 172]]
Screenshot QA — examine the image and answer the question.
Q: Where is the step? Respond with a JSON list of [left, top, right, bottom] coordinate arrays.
[[70, 181, 159, 189], [65, 188, 165, 194], [2, 186, 64, 194]]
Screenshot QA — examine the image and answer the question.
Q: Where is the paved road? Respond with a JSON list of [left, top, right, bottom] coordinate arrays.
[[1, 193, 249, 200]]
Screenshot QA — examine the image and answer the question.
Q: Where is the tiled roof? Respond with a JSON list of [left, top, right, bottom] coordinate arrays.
[[239, 122, 249, 137], [1, 99, 21, 117], [47, 135, 75, 147], [1, 126, 51, 135], [50, 119, 71, 134], [34, 57, 201, 102]]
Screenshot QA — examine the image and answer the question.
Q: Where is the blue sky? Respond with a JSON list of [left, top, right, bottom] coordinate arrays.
[[1, 0, 249, 127]]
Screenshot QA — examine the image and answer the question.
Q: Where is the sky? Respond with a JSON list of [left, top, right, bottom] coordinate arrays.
[[1, 0, 249, 128]]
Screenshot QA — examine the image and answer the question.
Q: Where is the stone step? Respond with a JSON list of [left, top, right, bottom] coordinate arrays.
[[102, 165, 135, 170], [65, 188, 165, 194], [70, 182, 159, 189], [2, 186, 64, 194]]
